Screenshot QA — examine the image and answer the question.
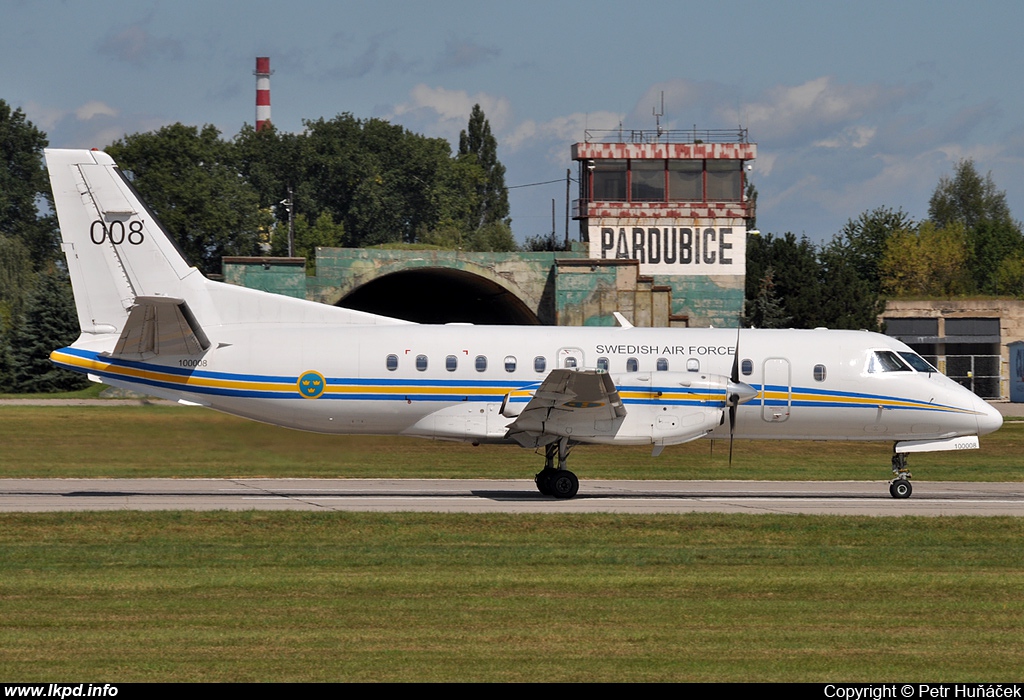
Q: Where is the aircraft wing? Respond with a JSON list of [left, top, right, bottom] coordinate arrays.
[[111, 296, 211, 359], [505, 369, 626, 447]]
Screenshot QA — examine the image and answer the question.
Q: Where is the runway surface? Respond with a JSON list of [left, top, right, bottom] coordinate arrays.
[[2, 478, 1024, 515]]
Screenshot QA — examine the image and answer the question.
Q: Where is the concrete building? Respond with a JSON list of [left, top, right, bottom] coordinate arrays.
[[572, 127, 757, 327], [882, 299, 1024, 400]]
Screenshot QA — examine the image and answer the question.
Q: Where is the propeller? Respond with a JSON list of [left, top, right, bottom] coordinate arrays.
[[725, 328, 757, 465]]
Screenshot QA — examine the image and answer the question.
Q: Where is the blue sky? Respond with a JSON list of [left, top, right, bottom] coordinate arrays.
[[4, 0, 1024, 244]]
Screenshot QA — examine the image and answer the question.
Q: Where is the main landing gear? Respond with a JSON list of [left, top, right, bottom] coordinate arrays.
[[889, 450, 913, 499], [535, 437, 579, 499]]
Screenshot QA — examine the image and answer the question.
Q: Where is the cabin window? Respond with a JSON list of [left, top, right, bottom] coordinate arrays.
[[564, 356, 578, 369], [741, 359, 753, 376], [534, 356, 546, 372], [656, 357, 669, 371], [686, 358, 700, 372], [446, 355, 458, 372], [415, 354, 428, 372], [868, 351, 911, 373], [813, 364, 827, 382], [386, 354, 398, 371], [475, 355, 487, 372], [504, 355, 517, 373], [626, 357, 639, 372], [597, 357, 609, 371]]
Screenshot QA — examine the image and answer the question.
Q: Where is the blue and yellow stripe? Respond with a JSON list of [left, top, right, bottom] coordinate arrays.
[[50, 346, 979, 415]]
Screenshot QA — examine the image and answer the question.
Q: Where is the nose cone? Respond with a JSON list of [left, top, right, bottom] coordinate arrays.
[[974, 397, 1003, 435]]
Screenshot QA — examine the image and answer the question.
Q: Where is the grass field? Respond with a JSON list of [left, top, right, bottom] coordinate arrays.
[[1, 404, 1023, 682], [1, 403, 1022, 481], [1, 511, 1023, 682]]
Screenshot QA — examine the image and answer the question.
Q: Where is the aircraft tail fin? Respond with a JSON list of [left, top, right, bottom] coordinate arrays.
[[45, 148, 200, 337]]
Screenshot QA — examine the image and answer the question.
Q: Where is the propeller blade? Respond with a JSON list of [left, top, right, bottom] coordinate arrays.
[[729, 327, 741, 466], [728, 403, 737, 465]]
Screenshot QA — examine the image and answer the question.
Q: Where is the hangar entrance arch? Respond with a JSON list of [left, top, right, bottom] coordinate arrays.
[[338, 268, 541, 325]]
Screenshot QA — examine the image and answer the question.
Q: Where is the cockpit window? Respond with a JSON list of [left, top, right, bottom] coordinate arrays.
[[868, 350, 911, 373], [898, 352, 938, 373]]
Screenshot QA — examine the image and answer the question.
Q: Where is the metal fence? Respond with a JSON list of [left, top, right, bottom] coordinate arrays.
[[943, 355, 1003, 399], [582, 127, 749, 144]]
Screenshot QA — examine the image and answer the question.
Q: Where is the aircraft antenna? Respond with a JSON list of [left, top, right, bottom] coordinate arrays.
[[653, 91, 665, 141]]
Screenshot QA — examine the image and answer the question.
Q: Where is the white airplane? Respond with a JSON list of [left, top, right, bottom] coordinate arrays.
[[45, 148, 1003, 499]]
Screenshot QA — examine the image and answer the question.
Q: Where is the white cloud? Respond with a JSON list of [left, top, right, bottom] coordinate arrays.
[[389, 84, 512, 142], [503, 110, 622, 153], [719, 76, 915, 147], [75, 101, 118, 121], [23, 101, 67, 131], [813, 125, 877, 149]]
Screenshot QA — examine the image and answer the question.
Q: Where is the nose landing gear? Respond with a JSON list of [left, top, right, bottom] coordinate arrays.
[[889, 451, 912, 499]]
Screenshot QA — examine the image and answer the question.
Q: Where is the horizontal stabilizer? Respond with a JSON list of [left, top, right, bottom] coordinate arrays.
[[111, 296, 210, 358]]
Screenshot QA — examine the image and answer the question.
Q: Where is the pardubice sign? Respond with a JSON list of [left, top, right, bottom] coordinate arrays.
[[588, 223, 746, 276]]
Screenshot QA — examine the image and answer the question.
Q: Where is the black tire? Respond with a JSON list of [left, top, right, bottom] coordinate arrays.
[[550, 470, 579, 499], [890, 480, 912, 499], [535, 470, 552, 495]]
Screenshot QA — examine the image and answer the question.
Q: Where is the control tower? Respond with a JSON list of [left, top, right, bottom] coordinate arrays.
[[573, 128, 755, 273]]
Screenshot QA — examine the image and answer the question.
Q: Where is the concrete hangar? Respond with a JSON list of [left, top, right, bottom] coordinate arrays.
[[224, 128, 757, 329]]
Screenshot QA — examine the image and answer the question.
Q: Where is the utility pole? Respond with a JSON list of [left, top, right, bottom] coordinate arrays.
[[565, 168, 571, 250], [280, 186, 294, 257]]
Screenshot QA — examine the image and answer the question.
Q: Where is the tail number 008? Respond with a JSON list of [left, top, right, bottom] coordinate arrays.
[[90, 220, 145, 245]]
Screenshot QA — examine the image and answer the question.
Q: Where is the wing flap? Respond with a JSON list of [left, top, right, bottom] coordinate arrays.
[[506, 369, 625, 446]]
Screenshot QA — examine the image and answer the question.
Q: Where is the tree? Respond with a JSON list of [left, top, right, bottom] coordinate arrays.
[[742, 266, 790, 328], [418, 220, 518, 252], [246, 114, 479, 248], [993, 251, 1024, 296], [523, 231, 567, 252], [7, 271, 89, 393], [0, 100, 58, 268], [928, 159, 1023, 293], [0, 234, 33, 332], [880, 222, 972, 297], [817, 243, 884, 330], [929, 159, 1012, 231], [458, 104, 510, 230], [744, 180, 758, 231], [106, 123, 270, 275], [745, 231, 884, 330], [827, 207, 914, 287], [745, 233, 822, 327], [269, 211, 346, 265]]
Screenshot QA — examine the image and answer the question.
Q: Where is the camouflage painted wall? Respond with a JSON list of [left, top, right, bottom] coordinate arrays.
[[223, 246, 743, 328]]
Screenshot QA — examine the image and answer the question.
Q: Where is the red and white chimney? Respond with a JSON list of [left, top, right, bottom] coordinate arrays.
[[254, 57, 272, 131]]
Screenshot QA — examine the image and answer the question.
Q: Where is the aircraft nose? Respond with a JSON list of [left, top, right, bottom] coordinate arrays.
[[974, 396, 1003, 435]]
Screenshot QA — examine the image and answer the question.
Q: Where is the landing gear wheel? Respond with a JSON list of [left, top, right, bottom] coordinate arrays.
[[889, 479, 912, 499], [890, 448, 912, 499], [549, 470, 579, 499], [535, 470, 554, 495]]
